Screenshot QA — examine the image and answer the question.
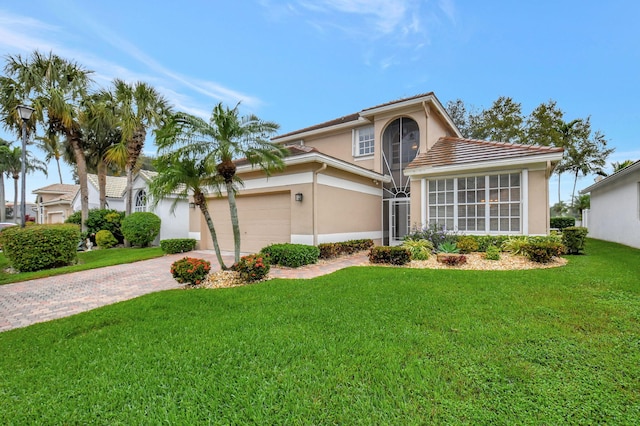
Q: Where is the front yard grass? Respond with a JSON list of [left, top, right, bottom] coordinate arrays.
[[0, 239, 638, 423], [0, 247, 164, 285]]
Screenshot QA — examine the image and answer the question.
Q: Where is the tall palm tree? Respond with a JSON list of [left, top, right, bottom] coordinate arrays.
[[155, 103, 286, 263], [2, 51, 93, 231], [611, 160, 635, 173], [5, 146, 47, 223], [0, 138, 11, 221], [103, 79, 171, 216], [149, 151, 229, 269], [35, 131, 65, 184]]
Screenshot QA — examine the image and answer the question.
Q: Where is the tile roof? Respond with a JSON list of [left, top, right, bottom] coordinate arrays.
[[87, 174, 128, 198], [407, 137, 564, 170], [32, 183, 80, 195]]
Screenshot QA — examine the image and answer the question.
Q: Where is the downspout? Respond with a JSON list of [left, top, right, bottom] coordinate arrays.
[[313, 163, 327, 245]]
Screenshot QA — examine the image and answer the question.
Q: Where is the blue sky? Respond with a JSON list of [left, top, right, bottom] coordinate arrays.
[[1, 0, 638, 205]]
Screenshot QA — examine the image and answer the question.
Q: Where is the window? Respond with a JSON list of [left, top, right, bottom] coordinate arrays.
[[429, 173, 522, 233], [354, 125, 374, 157], [135, 190, 147, 213]]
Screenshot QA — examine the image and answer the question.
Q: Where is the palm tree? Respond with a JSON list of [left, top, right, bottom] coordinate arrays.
[[2, 51, 93, 231], [611, 160, 635, 173], [149, 151, 229, 269], [0, 138, 12, 221], [35, 131, 65, 184], [103, 79, 171, 216], [155, 103, 286, 263], [5, 146, 47, 223], [554, 119, 582, 205]]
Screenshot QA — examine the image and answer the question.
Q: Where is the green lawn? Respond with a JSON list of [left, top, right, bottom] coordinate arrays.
[[0, 247, 164, 285], [0, 239, 638, 424]]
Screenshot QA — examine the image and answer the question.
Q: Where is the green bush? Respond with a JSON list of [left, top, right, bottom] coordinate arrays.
[[66, 209, 125, 243], [232, 253, 270, 282], [550, 217, 576, 230], [485, 245, 501, 261], [406, 223, 457, 249], [261, 243, 320, 268], [121, 212, 161, 247], [523, 240, 565, 263], [95, 230, 118, 249], [501, 236, 529, 255], [368, 246, 411, 265], [474, 235, 511, 252], [318, 239, 374, 259], [401, 239, 433, 260], [562, 226, 588, 254], [0, 224, 80, 272], [170, 257, 211, 286], [456, 236, 479, 254], [160, 239, 197, 254], [437, 241, 459, 253]]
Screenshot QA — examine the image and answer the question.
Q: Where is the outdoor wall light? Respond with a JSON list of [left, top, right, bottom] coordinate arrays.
[[295, 193, 303, 202]]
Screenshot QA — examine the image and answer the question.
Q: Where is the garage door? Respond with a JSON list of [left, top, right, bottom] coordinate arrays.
[[207, 192, 291, 253]]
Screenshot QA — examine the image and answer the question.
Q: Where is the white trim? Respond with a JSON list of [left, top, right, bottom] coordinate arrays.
[[188, 232, 201, 241], [237, 172, 314, 191], [291, 234, 314, 245], [581, 160, 640, 194], [354, 155, 374, 162], [421, 178, 427, 227], [317, 231, 383, 244], [522, 169, 529, 234], [404, 152, 564, 177], [273, 117, 372, 143], [317, 174, 383, 197]]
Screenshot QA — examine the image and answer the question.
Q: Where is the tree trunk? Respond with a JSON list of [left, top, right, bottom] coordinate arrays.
[[0, 174, 5, 222], [557, 172, 562, 205], [12, 177, 18, 224], [98, 160, 107, 209], [69, 136, 89, 233], [56, 157, 63, 184], [199, 199, 228, 270], [226, 181, 241, 264], [571, 170, 579, 209]]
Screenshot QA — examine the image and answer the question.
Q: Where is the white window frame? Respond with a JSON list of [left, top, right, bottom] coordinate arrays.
[[353, 125, 375, 158], [427, 172, 523, 234], [135, 189, 147, 213]]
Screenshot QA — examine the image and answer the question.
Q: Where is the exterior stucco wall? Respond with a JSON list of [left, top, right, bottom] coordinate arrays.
[[587, 171, 640, 249], [527, 169, 550, 235]]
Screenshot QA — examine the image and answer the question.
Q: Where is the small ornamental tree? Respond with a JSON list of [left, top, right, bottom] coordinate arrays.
[[170, 257, 211, 285], [121, 212, 161, 247]]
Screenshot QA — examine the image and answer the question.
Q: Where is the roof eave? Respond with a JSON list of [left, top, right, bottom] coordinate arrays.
[[404, 152, 564, 177], [580, 161, 640, 194], [272, 117, 371, 144]]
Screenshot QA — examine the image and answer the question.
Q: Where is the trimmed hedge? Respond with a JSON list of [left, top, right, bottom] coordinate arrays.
[[522, 240, 565, 263], [95, 229, 118, 249], [368, 246, 411, 265], [0, 224, 80, 272], [562, 226, 588, 254], [160, 238, 197, 254], [550, 217, 576, 230], [121, 212, 161, 247], [318, 239, 374, 259], [66, 208, 125, 243], [261, 243, 320, 268]]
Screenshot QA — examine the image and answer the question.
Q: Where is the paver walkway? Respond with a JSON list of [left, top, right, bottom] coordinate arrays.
[[0, 251, 369, 333]]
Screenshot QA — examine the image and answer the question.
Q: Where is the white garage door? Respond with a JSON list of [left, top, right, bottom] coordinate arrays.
[[208, 192, 291, 253]]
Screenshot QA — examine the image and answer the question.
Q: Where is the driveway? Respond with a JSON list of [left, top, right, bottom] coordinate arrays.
[[0, 251, 369, 332]]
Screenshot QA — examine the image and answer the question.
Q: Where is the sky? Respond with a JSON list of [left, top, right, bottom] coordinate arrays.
[[1, 0, 639, 206]]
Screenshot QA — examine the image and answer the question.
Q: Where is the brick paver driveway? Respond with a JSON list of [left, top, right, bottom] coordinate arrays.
[[0, 251, 369, 333]]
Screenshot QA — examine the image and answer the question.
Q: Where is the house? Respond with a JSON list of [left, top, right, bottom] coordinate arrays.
[[193, 92, 564, 253], [34, 171, 189, 241], [580, 160, 640, 249]]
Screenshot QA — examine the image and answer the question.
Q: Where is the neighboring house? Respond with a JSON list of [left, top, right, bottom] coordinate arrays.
[[580, 160, 640, 249], [34, 171, 189, 241], [32, 183, 80, 224], [193, 92, 564, 253]]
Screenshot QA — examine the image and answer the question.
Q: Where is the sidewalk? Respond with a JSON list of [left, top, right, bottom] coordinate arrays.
[[0, 251, 369, 333]]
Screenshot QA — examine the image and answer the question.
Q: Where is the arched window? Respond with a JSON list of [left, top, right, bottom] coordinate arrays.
[[135, 190, 147, 212]]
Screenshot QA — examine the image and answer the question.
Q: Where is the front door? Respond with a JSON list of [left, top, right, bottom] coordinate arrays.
[[385, 198, 411, 245]]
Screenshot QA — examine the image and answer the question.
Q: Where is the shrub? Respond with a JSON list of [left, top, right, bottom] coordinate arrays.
[[438, 254, 467, 266], [318, 239, 374, 259], [485, 245, 501, 261], [522, 240, 565, 263], [95, 230, 118, 249], [170, 257, 211, 285], [550, 217, 576, 230], [121, 212, 161, 247], [456, 236, 479, 254], [368, 246, 411, 265], [474, 235, 510, 252], [562, 227, 588, 254], [66, 209, 125, 243], [261, 243, 320, 268], [406, 223, 457, 249], [401, 239, 433, 260], [0, 224, 80, 272], [232, 253, 270, 282], [501, 236, 529, 255], [437, 241, 459, 253], [160, 238, 197, 254]]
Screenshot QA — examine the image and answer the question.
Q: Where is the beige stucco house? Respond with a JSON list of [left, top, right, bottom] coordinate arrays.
[[192, 92, 564, 253], [32, 183, 80, 224]]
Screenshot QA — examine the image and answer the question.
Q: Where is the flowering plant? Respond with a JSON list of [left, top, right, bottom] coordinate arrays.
[[170, 257, 211, 285], [232, 253, 270, 282]]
